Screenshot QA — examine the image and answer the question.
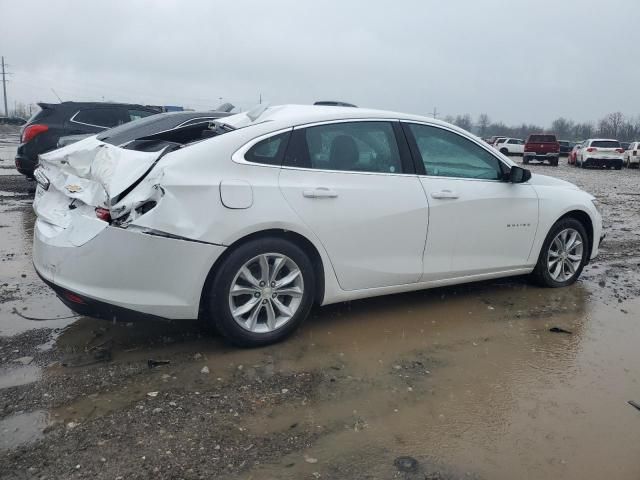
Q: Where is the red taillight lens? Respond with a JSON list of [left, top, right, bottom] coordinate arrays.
[[64, 291, 85, 304], [615, 148, 624, 153], [95, 207, 112, 222], [21, 124, 49, 143], [586, 147, 597, 152]]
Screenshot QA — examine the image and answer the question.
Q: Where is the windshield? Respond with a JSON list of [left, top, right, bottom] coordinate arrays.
[[591, 140, 620, 148], [528, 135, 557, 142]]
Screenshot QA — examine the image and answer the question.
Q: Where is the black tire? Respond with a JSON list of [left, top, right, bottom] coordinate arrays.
[[500, 148, 509, 155], [615, 165, 622, 170], [206, 237, 315, 347], [523, 157, 529, 165], [530, 217, 589, 288], [550, 158, 559, 167]]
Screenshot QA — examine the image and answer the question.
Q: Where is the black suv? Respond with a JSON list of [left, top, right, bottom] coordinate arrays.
[[15, 102, 159, 178]]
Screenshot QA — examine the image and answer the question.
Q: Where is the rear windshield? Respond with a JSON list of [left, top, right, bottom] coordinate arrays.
[[97, 112, 227, 145], [25, 107, 52, 125], [528, 135, 557, 143], [591, 140, 620, 148]]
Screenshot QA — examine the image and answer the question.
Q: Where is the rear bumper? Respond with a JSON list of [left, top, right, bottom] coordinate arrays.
[[33, 220, 226, 320], [15, 154, 37, 177], [524, 152, 559, 160], [583, 157, 623, 167]]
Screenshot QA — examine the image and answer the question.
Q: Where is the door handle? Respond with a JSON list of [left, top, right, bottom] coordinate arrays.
[[303, 187, 338, 199], [430, 189, 459, 199]]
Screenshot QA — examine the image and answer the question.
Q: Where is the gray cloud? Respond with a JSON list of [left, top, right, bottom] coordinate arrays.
[[1, 0, 639, 125]]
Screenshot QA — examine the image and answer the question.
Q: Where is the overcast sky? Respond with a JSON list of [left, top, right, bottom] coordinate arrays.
[[1, 0, 638, 125]]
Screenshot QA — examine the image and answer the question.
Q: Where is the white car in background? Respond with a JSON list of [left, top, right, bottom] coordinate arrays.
[[32, 105, 603, 347], [576, 139, 624, 169], [623, 141, 640, 168], [495, 138, 525, 156]]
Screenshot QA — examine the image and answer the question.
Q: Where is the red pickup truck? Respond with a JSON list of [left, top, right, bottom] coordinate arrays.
[[523, 134, 560, 166]]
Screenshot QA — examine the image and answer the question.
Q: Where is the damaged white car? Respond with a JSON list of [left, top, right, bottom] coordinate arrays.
[[32, 105, 603, 347]]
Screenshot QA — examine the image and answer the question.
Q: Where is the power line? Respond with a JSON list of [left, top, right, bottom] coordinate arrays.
[[1, 56, 9, 116]]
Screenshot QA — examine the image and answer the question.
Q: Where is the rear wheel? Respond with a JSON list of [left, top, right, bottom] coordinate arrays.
[[207, 238, 316, 347], [550, 158, 559, 167], [500, 148, 509, 155], [531, 218, 589, 288], [523, 156, 530, 165]]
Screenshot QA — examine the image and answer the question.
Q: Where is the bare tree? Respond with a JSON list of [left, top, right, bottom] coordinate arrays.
[[477, 113, 490, 137], [550, 117, 574, 139], [453, 114, 473, 132]]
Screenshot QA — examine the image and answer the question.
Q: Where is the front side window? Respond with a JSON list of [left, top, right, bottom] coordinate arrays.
[[407, 123, 503, 180], [284, 121, 402, 174], [245, 132, 290, 165], [73, 108, 124, 128]]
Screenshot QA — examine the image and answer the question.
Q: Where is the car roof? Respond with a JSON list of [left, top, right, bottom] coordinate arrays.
[[587, 138, 619, 142], [38, 101, 159, 110], [221, 104, 472, 135]]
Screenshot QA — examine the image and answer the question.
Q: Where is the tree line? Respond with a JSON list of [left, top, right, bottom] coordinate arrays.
[[445, 112, 640, 142]]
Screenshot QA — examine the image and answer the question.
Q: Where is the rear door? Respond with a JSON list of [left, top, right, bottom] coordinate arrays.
[[279, 120, 428, 290], [403, 122, 538, 280]]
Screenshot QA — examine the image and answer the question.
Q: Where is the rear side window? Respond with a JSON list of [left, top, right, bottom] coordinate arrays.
[[591, 140, 621, 148], [407, 123, 503, 180], [528, 134, 557, 143], [72, 108, 124, 128], [245, 132, 290, 166], [284, 121, 403, 174], [128, 109, 156, 122]]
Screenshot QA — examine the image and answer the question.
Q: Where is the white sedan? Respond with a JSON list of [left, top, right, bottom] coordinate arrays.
[[32, 105, 603, 347]]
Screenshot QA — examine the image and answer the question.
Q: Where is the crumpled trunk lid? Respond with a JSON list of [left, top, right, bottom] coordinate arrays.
[[33, 136, 165, 245]]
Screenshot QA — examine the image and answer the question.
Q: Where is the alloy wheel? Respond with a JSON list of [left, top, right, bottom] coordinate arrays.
[[228, 253, 304, 333], [547, 228, 584, 282]]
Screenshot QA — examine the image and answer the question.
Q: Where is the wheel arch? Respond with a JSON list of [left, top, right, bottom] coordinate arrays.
[[555, 209, 594, 261], [198, 229, 326, 319]]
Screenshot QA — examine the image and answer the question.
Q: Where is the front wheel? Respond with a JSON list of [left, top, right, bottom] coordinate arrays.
[[207, 238, 316, 347], [530, 218, 589, 288]]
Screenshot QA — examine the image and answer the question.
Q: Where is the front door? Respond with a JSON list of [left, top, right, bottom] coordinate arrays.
[[402, 122, 539, 280], [279, 120, 428, 291]]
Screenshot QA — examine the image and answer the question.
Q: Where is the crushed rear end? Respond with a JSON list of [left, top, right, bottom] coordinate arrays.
[[32, 133, 226, 320]]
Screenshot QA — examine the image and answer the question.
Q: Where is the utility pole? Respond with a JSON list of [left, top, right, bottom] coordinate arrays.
[[1, 56, 8, 116], [431, 107, 438, 119]]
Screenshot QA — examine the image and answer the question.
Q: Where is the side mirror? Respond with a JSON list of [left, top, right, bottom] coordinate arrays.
[[509, 165, 531, 183]]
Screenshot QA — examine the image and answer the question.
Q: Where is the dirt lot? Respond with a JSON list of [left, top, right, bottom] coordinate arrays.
[[1, 132, 640, 480]]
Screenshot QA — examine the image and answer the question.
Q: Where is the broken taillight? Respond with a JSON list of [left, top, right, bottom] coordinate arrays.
[[95, 207, 112, 222], [21, 124, 49, 143]]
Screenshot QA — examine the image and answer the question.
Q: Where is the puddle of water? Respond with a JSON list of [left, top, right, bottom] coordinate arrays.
[[0, 410, 50, 451], [0, 365, 42, 389], [0, 203, 77, 336], [234, 281, 640, 479]]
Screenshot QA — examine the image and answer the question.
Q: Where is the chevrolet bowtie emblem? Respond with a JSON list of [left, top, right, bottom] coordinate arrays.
[[65, 184, 83, 193]]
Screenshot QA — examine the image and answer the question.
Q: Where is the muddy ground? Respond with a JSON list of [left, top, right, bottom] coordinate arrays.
[[1, 131, 640, 479]]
